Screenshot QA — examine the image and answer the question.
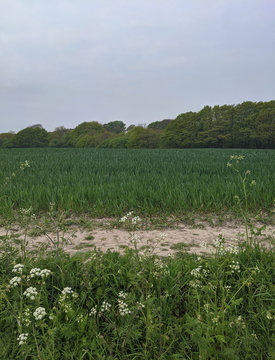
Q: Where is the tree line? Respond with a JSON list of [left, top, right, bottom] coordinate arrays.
[[1, 100, 274, 149]]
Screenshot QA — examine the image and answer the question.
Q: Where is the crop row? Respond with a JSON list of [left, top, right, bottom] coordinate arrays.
[[1, 148, 274, 216]]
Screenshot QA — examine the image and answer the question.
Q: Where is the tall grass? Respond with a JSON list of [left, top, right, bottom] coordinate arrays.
[[1, 241, 274, 359], [0, 148, 274, 216]]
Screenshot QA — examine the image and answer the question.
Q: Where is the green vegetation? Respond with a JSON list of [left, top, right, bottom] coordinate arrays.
[[0, 148, 274, 216], [0, 149, 274, 359], [1, 100, 274, 149], [1, 234, 274, 359]]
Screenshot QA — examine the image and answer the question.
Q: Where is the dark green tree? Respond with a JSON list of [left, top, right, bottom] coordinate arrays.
[[103, 121, 126, 134], [13, 127, 49, 148]]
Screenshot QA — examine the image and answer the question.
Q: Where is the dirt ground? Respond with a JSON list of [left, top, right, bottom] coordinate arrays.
[[1, 219, 274, 256]]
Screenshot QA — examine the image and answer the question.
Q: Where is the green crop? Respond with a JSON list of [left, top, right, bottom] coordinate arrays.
[[0, 148, 274, 216]]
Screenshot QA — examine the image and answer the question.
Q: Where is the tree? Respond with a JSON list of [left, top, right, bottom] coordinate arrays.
[[148, 119, 172, 131], [127, 127, 160, 148], [64, 121, 105, 147], [103, 121, 126, 134], [13, 127, 49, 148]]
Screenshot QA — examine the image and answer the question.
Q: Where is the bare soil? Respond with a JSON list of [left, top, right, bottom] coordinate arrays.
[[1, 219, 274, 256]]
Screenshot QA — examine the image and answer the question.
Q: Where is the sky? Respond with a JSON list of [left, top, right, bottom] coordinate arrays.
[[0, 0, 274, 133]]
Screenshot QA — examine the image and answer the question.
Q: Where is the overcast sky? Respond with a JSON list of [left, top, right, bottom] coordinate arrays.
[[0, 0, 274, 133]]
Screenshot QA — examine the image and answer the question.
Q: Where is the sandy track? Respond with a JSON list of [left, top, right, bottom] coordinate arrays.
[[16, 222, 275, 256]]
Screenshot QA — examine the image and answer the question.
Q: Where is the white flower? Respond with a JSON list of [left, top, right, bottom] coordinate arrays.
[[118, 299, 131, 316], [10, 276, 21, 287], [89, 306, 97, 316], [62, 287, 73, 295], [33, 307, 46, 321], [30, 268, 41, 278], [118, 291, 127, 299], [20, 160, 30, 170], [266, 311, 273, 320], [12, 264, 24, 274], [24, 287, 38, 300], [229, 260, 240, 273], [131, 216, 141, 225], [40, 269, 51, 278], [22, 308, 31, 327], [190, 266, 202, 278], [100, 301, 111, 312], [17, 333, 28, 345]]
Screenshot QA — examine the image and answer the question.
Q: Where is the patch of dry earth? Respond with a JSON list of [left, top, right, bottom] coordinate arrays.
[[2, 221, 273, 256]]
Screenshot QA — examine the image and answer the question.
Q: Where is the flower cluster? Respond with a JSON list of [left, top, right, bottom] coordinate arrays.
[[19, 160, 31, 171], [12, 264, 24, 274], [17, 333, 28, 345], [118, 292, 131, 316], [119, 212, 141, 225], [100, 301, 111, 313], [212, 236, 226, 255], [227, 244, 239, 255], [189, 265, 209, 289], [22, 308, 31, 327], [153, 258, 169, 277], [58, 287, 78, 314], [89, 305, 97, 316], [10, 276, 21, 287], [229, 260, 240, 273], [62, 287, 74, 295], [23, 287, 38, 300], [30, 267, 51, 279], [33, 307, 46, 321], [227, 155, 245, 168]]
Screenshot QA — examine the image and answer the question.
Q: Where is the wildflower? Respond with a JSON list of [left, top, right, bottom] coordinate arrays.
[[191, 266, 202, 278], [229, 260, 240, 273], [10, 276, 21, 287], [250, 180, 256, 187], [19, 207, 33, 216], [77, 314, 84, 323], [33, 307, 46, 321], [24, 287, 38, 300], [212, 316, 219, 324], [100, 301, 111, 312], [266, 311, 273, 320], [235, 315, 246, 328], [118, 299, 131, 316], [30, 268, 41, 278], [130, 232, 140, 244], [119, 216, 127, 223], [89, 306, 97, 316], [64, 304, 72, 313], [19, 160, 30, 171], [131, 216, 141, 225], [230, 155, 244, 161], [227, 244, 238, 255], [12, 264, 24, 274], [17, 333, 28, 345], [62, 287, 73, 295], [40, 269, 51, 278], [22, 308, 31, 327], [118, 291, 127, 299], [137, 301, 145, 310]]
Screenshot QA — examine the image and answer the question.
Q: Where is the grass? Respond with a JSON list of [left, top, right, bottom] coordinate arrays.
[[0, 239, 274, 359], [0, 148, 274, 217]]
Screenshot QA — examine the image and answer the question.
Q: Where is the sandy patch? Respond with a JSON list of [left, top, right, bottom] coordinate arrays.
[[2, 221, 273, 256]]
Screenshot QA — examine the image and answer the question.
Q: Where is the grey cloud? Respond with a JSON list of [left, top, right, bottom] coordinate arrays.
[[0, 0, 274, 132]]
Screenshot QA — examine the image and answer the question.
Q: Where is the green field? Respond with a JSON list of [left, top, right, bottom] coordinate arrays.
[[1, 148, 274, 216]]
